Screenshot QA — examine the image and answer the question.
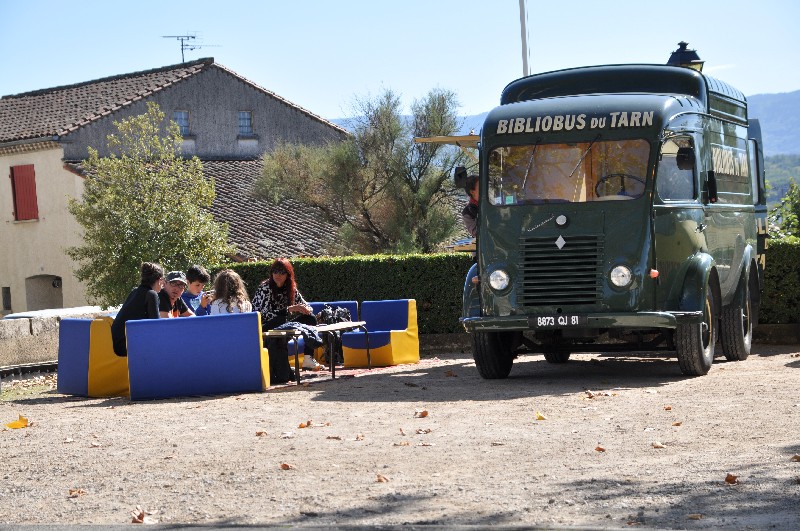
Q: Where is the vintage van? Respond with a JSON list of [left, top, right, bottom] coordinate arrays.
[[460, 64, 767, 378]]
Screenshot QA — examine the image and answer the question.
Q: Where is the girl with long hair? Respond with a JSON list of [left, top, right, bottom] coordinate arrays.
[[209, 269, 252, 314]]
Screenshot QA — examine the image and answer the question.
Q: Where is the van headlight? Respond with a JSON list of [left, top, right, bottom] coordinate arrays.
[[489, 269, 510, 290], [609, 265, 632, 287]]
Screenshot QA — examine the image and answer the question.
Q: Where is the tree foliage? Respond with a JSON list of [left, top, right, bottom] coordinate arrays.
[[257, 88, 469, 254], [769, 178, 800, 238], [67, 102, 234, 307]]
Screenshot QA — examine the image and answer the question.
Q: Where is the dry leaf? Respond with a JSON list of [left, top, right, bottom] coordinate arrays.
[[90, 442, 101, 448], [355, 433, 365, 441], [414, 409, 429, 418], [417, 442, 434, 447], [326, 435, 342, 440], [416, 428, 432, 434], [255, 431, 268, 437], [595, 446, 606, 452], [67, 488, 86, 498], [790, 455, 800, 462], [725, 473, 739, 485], [536, 411, 547, 421], [672, 422, 682, 427], [298, 419, 313, 428], [376, 474, 389, 483], [664, 405, 672, 411], [130, 505, 158, 524], [280, 463, 295, 470], [491, 441, 505, 446], [324, 422, 332, 426], [444, 370, 457, 377], [4, 415, 29, 429], [404, 382, 419, 387], [394, 441, 411, 446], [399, 428, 406, 436], [652, 441, 666, 449], [687, 513, 704, 520], [64, 438, 75, 444]]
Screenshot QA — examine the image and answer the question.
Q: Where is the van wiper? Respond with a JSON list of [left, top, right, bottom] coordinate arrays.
[[521, 141, 540, 194], [567, 134, 601, 181]]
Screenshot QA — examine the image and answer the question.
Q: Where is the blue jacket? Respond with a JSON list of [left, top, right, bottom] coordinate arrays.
[[181, 291, 211, 316]]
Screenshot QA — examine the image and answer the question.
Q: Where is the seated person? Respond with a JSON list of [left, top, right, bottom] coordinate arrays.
[[159, 271, 195, 318], [251, 258, 321, 382], [181, 264, 212, 316], [209, 269, 253, 314], [111, 262, 165, 356]]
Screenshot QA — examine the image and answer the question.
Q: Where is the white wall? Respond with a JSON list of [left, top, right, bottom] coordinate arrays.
[[0, 146, 88, 313]]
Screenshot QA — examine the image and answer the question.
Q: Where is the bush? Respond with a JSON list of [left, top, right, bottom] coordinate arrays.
[[759, 237, 800, 324], [224, 254, 474, 334]]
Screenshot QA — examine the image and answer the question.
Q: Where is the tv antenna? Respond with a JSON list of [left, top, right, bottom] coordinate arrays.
[[162, 33, 220, 62]]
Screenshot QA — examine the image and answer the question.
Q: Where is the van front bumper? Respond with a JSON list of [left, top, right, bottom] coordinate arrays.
[[460, 311, 702, 333]]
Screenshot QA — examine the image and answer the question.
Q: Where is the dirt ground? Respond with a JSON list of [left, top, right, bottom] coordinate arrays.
[[1, 342, 799, 529]]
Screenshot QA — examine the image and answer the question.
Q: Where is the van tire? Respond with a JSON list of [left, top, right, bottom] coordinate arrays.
[[543, 351, 571, 363], [675, 282, 717, 376], [720, 280, 752, 361], [472, 331, 514, 379]]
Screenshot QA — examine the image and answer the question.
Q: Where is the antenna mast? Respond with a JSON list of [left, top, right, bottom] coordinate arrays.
[[162, 34, 220, 62]]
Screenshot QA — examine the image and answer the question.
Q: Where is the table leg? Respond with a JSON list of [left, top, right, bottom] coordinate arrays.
[[292, 337, 300, 383], [360, 325, 371, 370], [329, 332, 336, 380]]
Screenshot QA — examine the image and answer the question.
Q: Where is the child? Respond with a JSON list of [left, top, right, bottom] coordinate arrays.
[[209, 269, 253, 314], [181, 264, 212, 316]]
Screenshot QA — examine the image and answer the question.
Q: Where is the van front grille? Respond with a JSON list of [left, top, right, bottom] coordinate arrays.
[[518, 235, 603, 306]]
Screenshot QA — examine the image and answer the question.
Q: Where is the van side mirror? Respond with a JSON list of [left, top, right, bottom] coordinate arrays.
[[454, 166, 468, 189], [706, 170, 718, 203]]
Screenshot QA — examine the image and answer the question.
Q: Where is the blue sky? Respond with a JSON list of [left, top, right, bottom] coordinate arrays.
[[1, 0, 797, 119]]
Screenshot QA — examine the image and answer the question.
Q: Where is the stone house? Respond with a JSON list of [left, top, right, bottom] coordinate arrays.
[[0, 58, 347, 314]]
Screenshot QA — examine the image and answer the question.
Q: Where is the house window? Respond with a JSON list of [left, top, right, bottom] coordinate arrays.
[[10, 164, 39, 221], [2, 287, 10, 312], [238, 111, 253, 135], [173, 110, 190, 136]]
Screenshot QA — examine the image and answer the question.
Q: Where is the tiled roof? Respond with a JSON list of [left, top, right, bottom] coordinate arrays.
[[204, 159, 344, 259], [0, 58, 346, 144]]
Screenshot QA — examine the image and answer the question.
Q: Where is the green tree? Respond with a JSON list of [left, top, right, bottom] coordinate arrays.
[[67, 102, 234, 307], [769, 178, 800, 238], [257, 88, 468, 254]]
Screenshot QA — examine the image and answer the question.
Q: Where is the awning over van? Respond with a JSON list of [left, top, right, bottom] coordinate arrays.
[[413, 134, 480, 161]]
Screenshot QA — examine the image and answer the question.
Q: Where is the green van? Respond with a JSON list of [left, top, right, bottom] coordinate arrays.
[[460, 64, 767, 378]]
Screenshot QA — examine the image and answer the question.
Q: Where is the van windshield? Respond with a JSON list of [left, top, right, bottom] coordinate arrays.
[[487, 139, 650, 205]]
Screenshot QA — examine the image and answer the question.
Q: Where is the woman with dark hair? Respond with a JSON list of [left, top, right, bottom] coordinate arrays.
[[251, 258, 321, 382], [111, 262, 165, 356]]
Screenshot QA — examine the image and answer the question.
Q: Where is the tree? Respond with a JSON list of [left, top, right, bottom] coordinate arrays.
[[257, 88, 469, 254], [67, 102, 234, 307], [770, 178, 800, 238]]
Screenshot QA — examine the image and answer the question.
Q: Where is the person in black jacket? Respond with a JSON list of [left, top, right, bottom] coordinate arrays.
[[111, 262, 165, 356]]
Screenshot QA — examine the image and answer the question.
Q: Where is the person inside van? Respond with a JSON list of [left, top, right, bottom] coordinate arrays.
[[462, 174, 479, 239]]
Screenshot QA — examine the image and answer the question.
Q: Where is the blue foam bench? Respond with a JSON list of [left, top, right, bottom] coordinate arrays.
[[342, 299, 419, 367], [125, 312, 269, 400], [57, 319, 92, 396]]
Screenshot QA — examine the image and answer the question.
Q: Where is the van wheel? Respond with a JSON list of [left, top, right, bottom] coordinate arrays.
[[720, 280, 752, 361], [543, 351, 571, 363], [675, 283, 717, 376], [472, 331, 514, 379]]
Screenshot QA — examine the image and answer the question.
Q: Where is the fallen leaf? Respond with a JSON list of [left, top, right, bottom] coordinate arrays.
[[404, 382, 419, 387], [4, 415, 29, 429], [444, 370, 457, 377], [672, 422, 682, 427], [791, 455, 800, 462], [414, 409, 428, 418], [64, 438, 75, 444], [536, 411, 547, 421], [417, 442, 435, 447], [67, 488, 86, 498], [376, 474, 389, 483], [491, 441, 505, 446], [298, 419, 313, 428], [89, 442, 101, 448], [280, 463, 295, 470], [595, 446, 606, 452], [326, 435, 342, 440], [416, 428, 432, 434], [687, 513, 704, 520], [163, 456, 173, 459], [355, 433, 365, 441], [255, 431, 268, 437], [725, 473, 739, 485], [664, 405, 672, 411], [399, 428, 406, 436], [394, 441, 410, 446], [130, 505, 158, 524], [652, 441, 666, 449], [324, 422, 332, 426]]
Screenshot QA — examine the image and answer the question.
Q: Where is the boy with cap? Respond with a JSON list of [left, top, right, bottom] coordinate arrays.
[[159, 271, 195, 318], [181, 264, 212, 316]]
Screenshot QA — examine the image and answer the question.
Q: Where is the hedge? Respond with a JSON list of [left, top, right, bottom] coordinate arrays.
[[219, 240, 798, 333], [227, 254, 474, 334]]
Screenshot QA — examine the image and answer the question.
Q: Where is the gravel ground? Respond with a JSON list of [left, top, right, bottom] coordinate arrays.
[[1, 343, 799, 528]]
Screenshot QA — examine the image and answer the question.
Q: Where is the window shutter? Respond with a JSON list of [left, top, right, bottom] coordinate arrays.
[[10, 164, 39, 221]]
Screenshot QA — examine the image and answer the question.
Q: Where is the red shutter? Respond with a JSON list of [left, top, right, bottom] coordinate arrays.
[[10, 164, 39, 221]]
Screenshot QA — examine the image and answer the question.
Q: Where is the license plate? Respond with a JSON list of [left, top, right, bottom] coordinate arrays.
[[530, 315, 588, 328]]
